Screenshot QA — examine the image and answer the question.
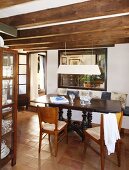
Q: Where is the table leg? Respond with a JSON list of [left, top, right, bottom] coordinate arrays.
[[67, 109, 83, 138], [81, 110, 89, 130], [59, 108, 64, 120], [67, 109, 72, 129], [88, 112, 92, 128]]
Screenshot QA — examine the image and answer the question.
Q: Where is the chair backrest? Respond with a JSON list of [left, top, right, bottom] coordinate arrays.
[[101, 92, 111, 100], [100, 111, 123, 140], [116, 112, 123, 130], [37, 106, 59, 130], [67, 90, 79, 98]]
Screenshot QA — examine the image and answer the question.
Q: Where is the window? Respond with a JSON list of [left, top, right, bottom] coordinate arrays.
[[18, 54, 27, 94], [17, 53, 29, 109]]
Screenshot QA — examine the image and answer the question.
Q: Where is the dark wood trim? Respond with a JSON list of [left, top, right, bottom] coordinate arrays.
[[27, 52, 30, 102]]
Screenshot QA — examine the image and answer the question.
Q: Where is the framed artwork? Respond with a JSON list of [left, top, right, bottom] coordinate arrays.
[[69, 59, 80, 65], [61, 57, 67, 65]]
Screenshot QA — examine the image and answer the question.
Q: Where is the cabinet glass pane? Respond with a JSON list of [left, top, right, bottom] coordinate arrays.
[[2, 107, 12, 114], [3, 55, 13, 77], [2, 111, 13, 135], [1, 138, 11, 159], [2, 107, 12, 119], [19, 65, 26, 74], [19, 75, 26, 84], [2, 80, 13, 105], [19, 55, 26, 64], [19, 85, 26, 94]]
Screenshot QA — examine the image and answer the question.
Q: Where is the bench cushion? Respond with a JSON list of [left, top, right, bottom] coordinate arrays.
[[111, 92, 128, 109]]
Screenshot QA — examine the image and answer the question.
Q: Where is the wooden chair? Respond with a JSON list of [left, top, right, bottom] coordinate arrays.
[[84, 112, 123, 170], [37, 106, 68, 156]]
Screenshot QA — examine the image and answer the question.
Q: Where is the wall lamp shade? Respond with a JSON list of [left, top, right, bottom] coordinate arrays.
[[0, 36, 4, 47], [57, 65, 101, 75], [0, 22, 17, 37]]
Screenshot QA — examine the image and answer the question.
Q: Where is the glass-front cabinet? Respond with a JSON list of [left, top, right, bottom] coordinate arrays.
[[0, 48, 18, 168]]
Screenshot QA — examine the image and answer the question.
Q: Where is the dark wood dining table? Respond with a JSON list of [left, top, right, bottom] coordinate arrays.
[[32, 94, 122, 139]]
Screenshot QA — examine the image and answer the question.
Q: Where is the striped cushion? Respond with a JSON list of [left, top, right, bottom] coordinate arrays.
[[111, 92, 127, 108]]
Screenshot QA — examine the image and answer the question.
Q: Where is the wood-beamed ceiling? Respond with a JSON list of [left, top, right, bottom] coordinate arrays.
[[0, 0, 129, 51]]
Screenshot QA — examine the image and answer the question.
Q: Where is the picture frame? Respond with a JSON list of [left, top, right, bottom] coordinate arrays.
[[69, 59, 80, 65], [61, 57, 67, 65]]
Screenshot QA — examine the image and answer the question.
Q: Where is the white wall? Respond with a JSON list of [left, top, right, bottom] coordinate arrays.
[[108, 44, 129, 105], [47, 50, 58, 94], [30, 53, 39, 100], [108, 44, 129, 128], [47, 44, 129, 128]]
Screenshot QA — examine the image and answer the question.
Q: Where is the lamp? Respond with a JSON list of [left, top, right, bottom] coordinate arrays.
[[0, 36, 4, 47], [0, 22, 17, 37], [57, 65, 101, 75]]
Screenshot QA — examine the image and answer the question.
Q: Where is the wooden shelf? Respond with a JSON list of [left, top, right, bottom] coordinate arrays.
[[2, 77, 14, 80]]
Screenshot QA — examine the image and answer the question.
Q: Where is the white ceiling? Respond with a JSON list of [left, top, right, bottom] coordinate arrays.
[[0, 0, 89, 18]]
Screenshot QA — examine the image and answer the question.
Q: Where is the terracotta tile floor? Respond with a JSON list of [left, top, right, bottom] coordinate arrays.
[[2, 110, 129, 170]]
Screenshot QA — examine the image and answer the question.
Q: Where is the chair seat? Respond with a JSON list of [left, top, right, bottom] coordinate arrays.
[[86, 126, 100, 140], [42, 121, 67, 131]]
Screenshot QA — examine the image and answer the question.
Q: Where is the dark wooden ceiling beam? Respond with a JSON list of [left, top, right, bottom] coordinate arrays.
[[12, 35, 129, 50], [22, 44, 115, 51], [5, 28, 129, 47], [0, 0, 33, 9], [9, 36, 128, 50], [0, 0, 129, 28], [11, 34, 129, 50], [3, 15, 129, 41]]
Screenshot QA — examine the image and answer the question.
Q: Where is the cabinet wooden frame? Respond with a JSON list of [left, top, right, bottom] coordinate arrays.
[[0, 47, 18, 168]]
